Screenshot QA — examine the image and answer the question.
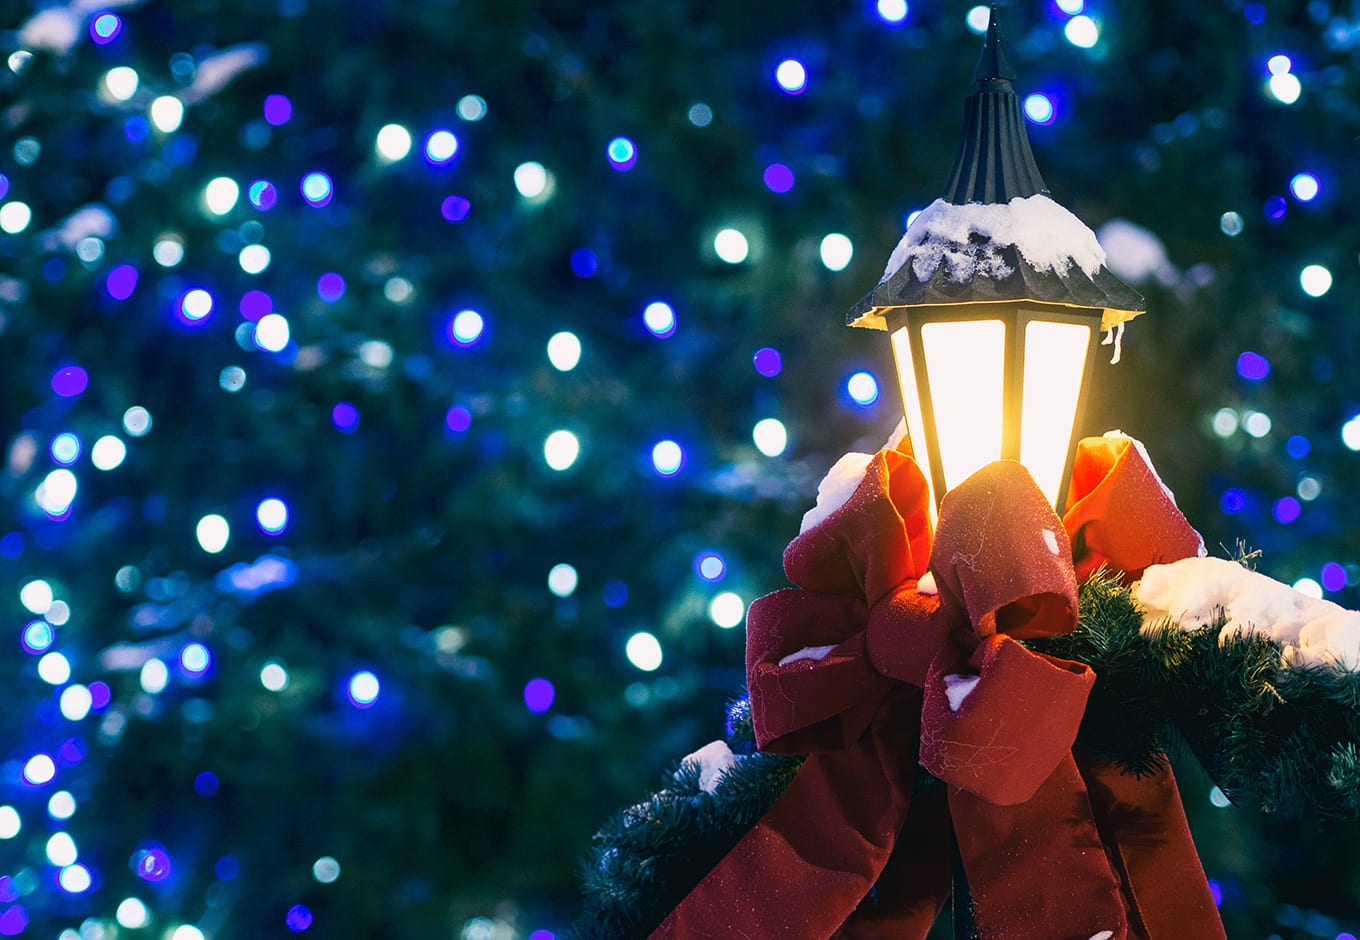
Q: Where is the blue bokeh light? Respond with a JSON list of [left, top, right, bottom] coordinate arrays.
[[1220, 488, 1246, 514], [606, 137, 637, 171], [300, 172, 333, 207], [1286, 435, 1310, 458], [331, 402, 360, 434], [448, 309, 485, 346], [1322, 562, 1347, 592], [753, 347, 782, 377], [1273, 496, 1301, 524], [524, 678, 555, 714], [694, 551, 726, 582], [846, 370, 880, 406], [763, 163, 795, 193], [91, 14, 122, 43], [570, 248, 599, 278], [441, 195, 471, 222], [642, 302, 676, 338], [775, 58, 807, 94], [1236, 351, 1270, 381], [248, 179, 278, 210], [132, 846, 172, 883], [1290, 172, 1319, 202], [347, 670, 380, 708], [1023, 93, 1056, 125], [1264, 195, 1287, 222], [286, 904, 313, 932]]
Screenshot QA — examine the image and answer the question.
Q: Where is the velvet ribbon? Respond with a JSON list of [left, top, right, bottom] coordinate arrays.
[[650, 436, 1223, 939]]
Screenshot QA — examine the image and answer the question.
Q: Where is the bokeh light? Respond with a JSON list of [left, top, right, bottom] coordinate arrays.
[[753, 347, 782, 377], [1268, 72, 1301, 104], [1064, 15, 1099, 47], [643, 302, 676, 337], [263, 94, 292, 125], [547, 563, 578, 598], [449, 309, 485, 346], [196, 514, 230, 553], [301, 172, 333, 206], [651, 440, 684, 476], [625, 632, 663, 671], [524, 678, 555, 714], [714, 228, 749, 263], [514, 162, 549, 199], [1300, 264, 1332, 297], [774, 59, 807, 94], [348, 671, 380, 707], [547, 332, 581, 371], [709, 592, 745, 629], [1023, 93, 1056, 124], [876, 0, 909, 23], [544, 431, 580, 471], [257, 498, 289, 534], [425, 129, 459, 163], [763, 163, 795, 193], [375, 123, 413, 162], [1236, 352, 1270, 381], [1290, 173, 1319, 201], [819, 233, 853, 271], [752, 418, 788, 457], [847, 371, 880, 406], [606, 137, 637, 171]]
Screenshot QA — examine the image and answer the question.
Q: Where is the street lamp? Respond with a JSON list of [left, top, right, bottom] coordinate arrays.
[[848, 9, 1145, 524]]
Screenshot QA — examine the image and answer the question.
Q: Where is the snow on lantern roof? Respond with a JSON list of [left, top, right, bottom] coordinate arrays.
[[848, 10, 1145, 333]]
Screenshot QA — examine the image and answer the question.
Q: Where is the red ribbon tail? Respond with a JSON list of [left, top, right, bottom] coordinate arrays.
[[950, 755, 1131, 940], [650, 713, 917, 939], [1077, 755, 1227, 940], [833, 783, 953, 939]]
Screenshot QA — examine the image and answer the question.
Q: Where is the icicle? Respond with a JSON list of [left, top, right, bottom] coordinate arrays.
[[1101, 321, 1125, 365]]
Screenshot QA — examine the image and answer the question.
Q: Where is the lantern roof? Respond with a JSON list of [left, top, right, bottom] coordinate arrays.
[[848, 9, 1145, 333]]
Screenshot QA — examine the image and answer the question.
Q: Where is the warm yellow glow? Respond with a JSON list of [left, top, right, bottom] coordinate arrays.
[[890, 327, 938, 527], [1020, 321, 1091, 507], [921, 320, 1005, 491]]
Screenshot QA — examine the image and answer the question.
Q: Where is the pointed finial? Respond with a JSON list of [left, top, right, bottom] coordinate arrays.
[[973, 5, 1016, 84]]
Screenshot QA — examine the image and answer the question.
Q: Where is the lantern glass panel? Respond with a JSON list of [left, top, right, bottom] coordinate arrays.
[[1019, 320, 1093, 507], [890, 326, 938, 524], [921, 319, 1006, 492]]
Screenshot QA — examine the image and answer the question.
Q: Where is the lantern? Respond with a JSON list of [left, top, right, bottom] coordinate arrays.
[[848, 9, 1145, 524]]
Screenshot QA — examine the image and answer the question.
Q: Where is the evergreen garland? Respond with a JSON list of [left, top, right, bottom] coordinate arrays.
[[573, 570, 1360, 937]]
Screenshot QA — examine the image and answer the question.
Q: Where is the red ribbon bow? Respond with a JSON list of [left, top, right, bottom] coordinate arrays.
[[651, 437, 1222, 939]]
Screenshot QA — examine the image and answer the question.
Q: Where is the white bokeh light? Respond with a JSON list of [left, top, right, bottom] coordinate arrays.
[[547, 331, 582, 371], [375, 123, 413, 162], [819, 233, 853, 271], [714, 228, 749, 264], [196, 514, 230, 553], [709, 592, 746, 629], [752, 418, 788, 457], [625, 631, 663, 671], [544, 430, 581, 471]]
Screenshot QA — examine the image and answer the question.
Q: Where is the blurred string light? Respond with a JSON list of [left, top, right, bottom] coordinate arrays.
[[1274, 496, 1301, 524], [544, 431, 580, 470], [36, 468, 78, 517], [1236, 351, 1269, 381], [819, 233, 853, 271], [1341, 414, 1360, 451], [965, 5, 991, 33], [425, 130, 458, 163], [180, 643, 211, 676], [687, 103, 713, 126], [523, 678, 555, 714], [375, 123, 412, 162], [1290, 173, 1319, 201], [196, 514, 230, 553], [59, 685, 91, 721], [255, 313, 290, 352], [91, 13, 122, 43], [714, 228, 749, 263], [312, 856, 341, 884], [1219, 211, 1244, 236], [263, 94, 292, 125], [203, 177, 239, 215], [20, 580, 54, 615], [752, 418, 788, 457], [141, 659, 169, 694], [300, 171, 333, 207], [348, 671, 380, 708], [547, 563, 578, 598], [1242, 410, 1272, 438], [91, 436, 126, 470], [1023, 93, 1056, 125], [47, 832, 78, 867], [103, 66, 138, 101], [774, 59, 807, 94], [51, 433, 80, 465], [1287, 435, 1311, 458], [847, 371, 880, 406], [547, 331, 581, 371], [51, 366, 88, 397], [651, 440, 684, 476], [514, 161, 550, 200], [332, 402, 359, 433], [249, 179, 278, 209], [1266, 57, 1301, 104], [256, 498, 288, 534], [753, 347, 782, 377], [47, 791, 75, 820], [764, 163, 794, 193], [0, 201, 32, 234], [260, 661, 289, 692], [456, 95, 487, 121], [0, 807, 19, 838], [239, 244, 271, 274], [116, 899, 151, 929], [179, 288, 214, 325], [1300, 264, 1332, 297], [23, 754, 56, 786], [876, 0, 908, 24], [1064, 15, 1099, 48], [153, 236, 184, 267], [695, 551, 726, 581], [642, 301, 676, 338], [1055, 0, 1084, 12], [150, 96, 184, 133], [1294, 577, 1324, 599], [38, 652, 71, 685], [606, 136, 637, 171], [625, 632, 662, 671], [709, 592, 745, 629], [449, 309, 484, 346]]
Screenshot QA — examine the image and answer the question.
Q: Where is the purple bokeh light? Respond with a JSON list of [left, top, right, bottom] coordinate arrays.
[[132, 846, 171, 882], [763, 163, 795, 193], [51, 366, 89, 398], [317, 272, 346, 303], [524, 678, 556, 714], [1236, 351, 1270, 381], [286, 905, 313, 932], [753, 347, 782, 377], [105, 264, 138, 300], [1322, 562, 1347, 592], [332, 402, 360, 434], [240, 290, 273, 321], [263, 94, 293, 126], [446, 406, 472, 433], [441, 195, 471, 222]]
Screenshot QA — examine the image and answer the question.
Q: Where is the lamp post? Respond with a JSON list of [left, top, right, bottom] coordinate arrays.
[[848, 8, 1145, 526]]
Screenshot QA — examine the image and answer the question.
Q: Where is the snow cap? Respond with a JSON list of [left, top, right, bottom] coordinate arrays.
[[848, 8, 1145, 333]]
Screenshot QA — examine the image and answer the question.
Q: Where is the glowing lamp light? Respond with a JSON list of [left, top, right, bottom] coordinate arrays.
[[348, 671, 380, 708], [846, 15, 1145, 523], [775, 59, 807, 94]]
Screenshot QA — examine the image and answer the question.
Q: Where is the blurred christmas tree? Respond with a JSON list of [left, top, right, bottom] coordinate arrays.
[[0, 0, 1357, 936]]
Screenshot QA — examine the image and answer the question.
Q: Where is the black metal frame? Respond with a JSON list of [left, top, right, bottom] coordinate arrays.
[[886, 300, 1104, 515]]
